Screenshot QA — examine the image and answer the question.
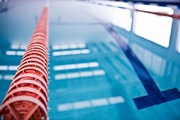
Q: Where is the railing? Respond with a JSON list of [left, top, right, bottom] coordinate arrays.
[[90, 1, 180, 19]]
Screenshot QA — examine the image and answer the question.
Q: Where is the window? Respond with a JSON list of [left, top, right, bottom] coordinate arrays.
[[112, 8, 132, 31], [133, 5, 173, 48]]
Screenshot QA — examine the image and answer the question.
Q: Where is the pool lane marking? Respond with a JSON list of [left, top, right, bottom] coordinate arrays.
[[57, 96, 124, 112], [88, 13, 180, 109], [110, 29, 180, 109]]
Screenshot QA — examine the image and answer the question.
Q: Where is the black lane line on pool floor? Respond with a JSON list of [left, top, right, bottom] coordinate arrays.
[[87, 12, 180, 109]]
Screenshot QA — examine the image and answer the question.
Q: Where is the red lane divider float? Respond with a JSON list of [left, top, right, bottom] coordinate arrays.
[[135, 9, 180, 19], [0, 6, 49, 120]]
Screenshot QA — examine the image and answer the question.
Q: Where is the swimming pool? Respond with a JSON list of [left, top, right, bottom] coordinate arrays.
[[0, 0, 180, 119]]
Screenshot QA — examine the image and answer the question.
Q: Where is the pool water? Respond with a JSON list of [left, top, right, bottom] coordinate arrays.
[[0, 1, 180, 120]]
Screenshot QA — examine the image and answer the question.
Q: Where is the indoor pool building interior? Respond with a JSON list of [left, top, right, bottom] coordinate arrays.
[[0, 0, 180, 119]]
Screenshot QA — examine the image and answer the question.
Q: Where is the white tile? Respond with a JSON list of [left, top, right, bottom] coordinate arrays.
[[72, 50, 81, 54], [16, 51, 25, 56], [20, 45, 27, 49], [67, 73, 80, 79], [6, 51, 16, 55], [8, 66, 18, 71], [91, 98, 109, 106], [80, 71, 93, 77], [11, 45, 19, 49], [58, 103, 73, 111], [70, 44, 78, 49], [61, 51, 72, 55], [55, 74, 67, 80], [52, 45, 61, 50], [77, 63, 88, 68], [93, 70, 105, 76], [54, 65, 65, 71], [54, 62, 99, 71], [55, 70, 105, 79], [0, 65, 8, 70], [64, 64, 77, 70], [78, 43, 86, 48], [53, 52, 62, 56], [53, 49, 90, 56], [60, 45, 69, 49], [89, 62, 99, 67], [4, 75, 14, 80], [73, 101, 91, 109], [108, 96, 124, 104], [81, 49, 90, 54]]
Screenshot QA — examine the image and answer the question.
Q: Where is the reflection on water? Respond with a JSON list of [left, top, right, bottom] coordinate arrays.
[[132, 43, 167, 76], [128, 36, 180, 89]]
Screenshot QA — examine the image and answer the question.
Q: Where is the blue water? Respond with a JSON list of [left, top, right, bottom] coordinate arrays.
[[0, 1, 180, 120]]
